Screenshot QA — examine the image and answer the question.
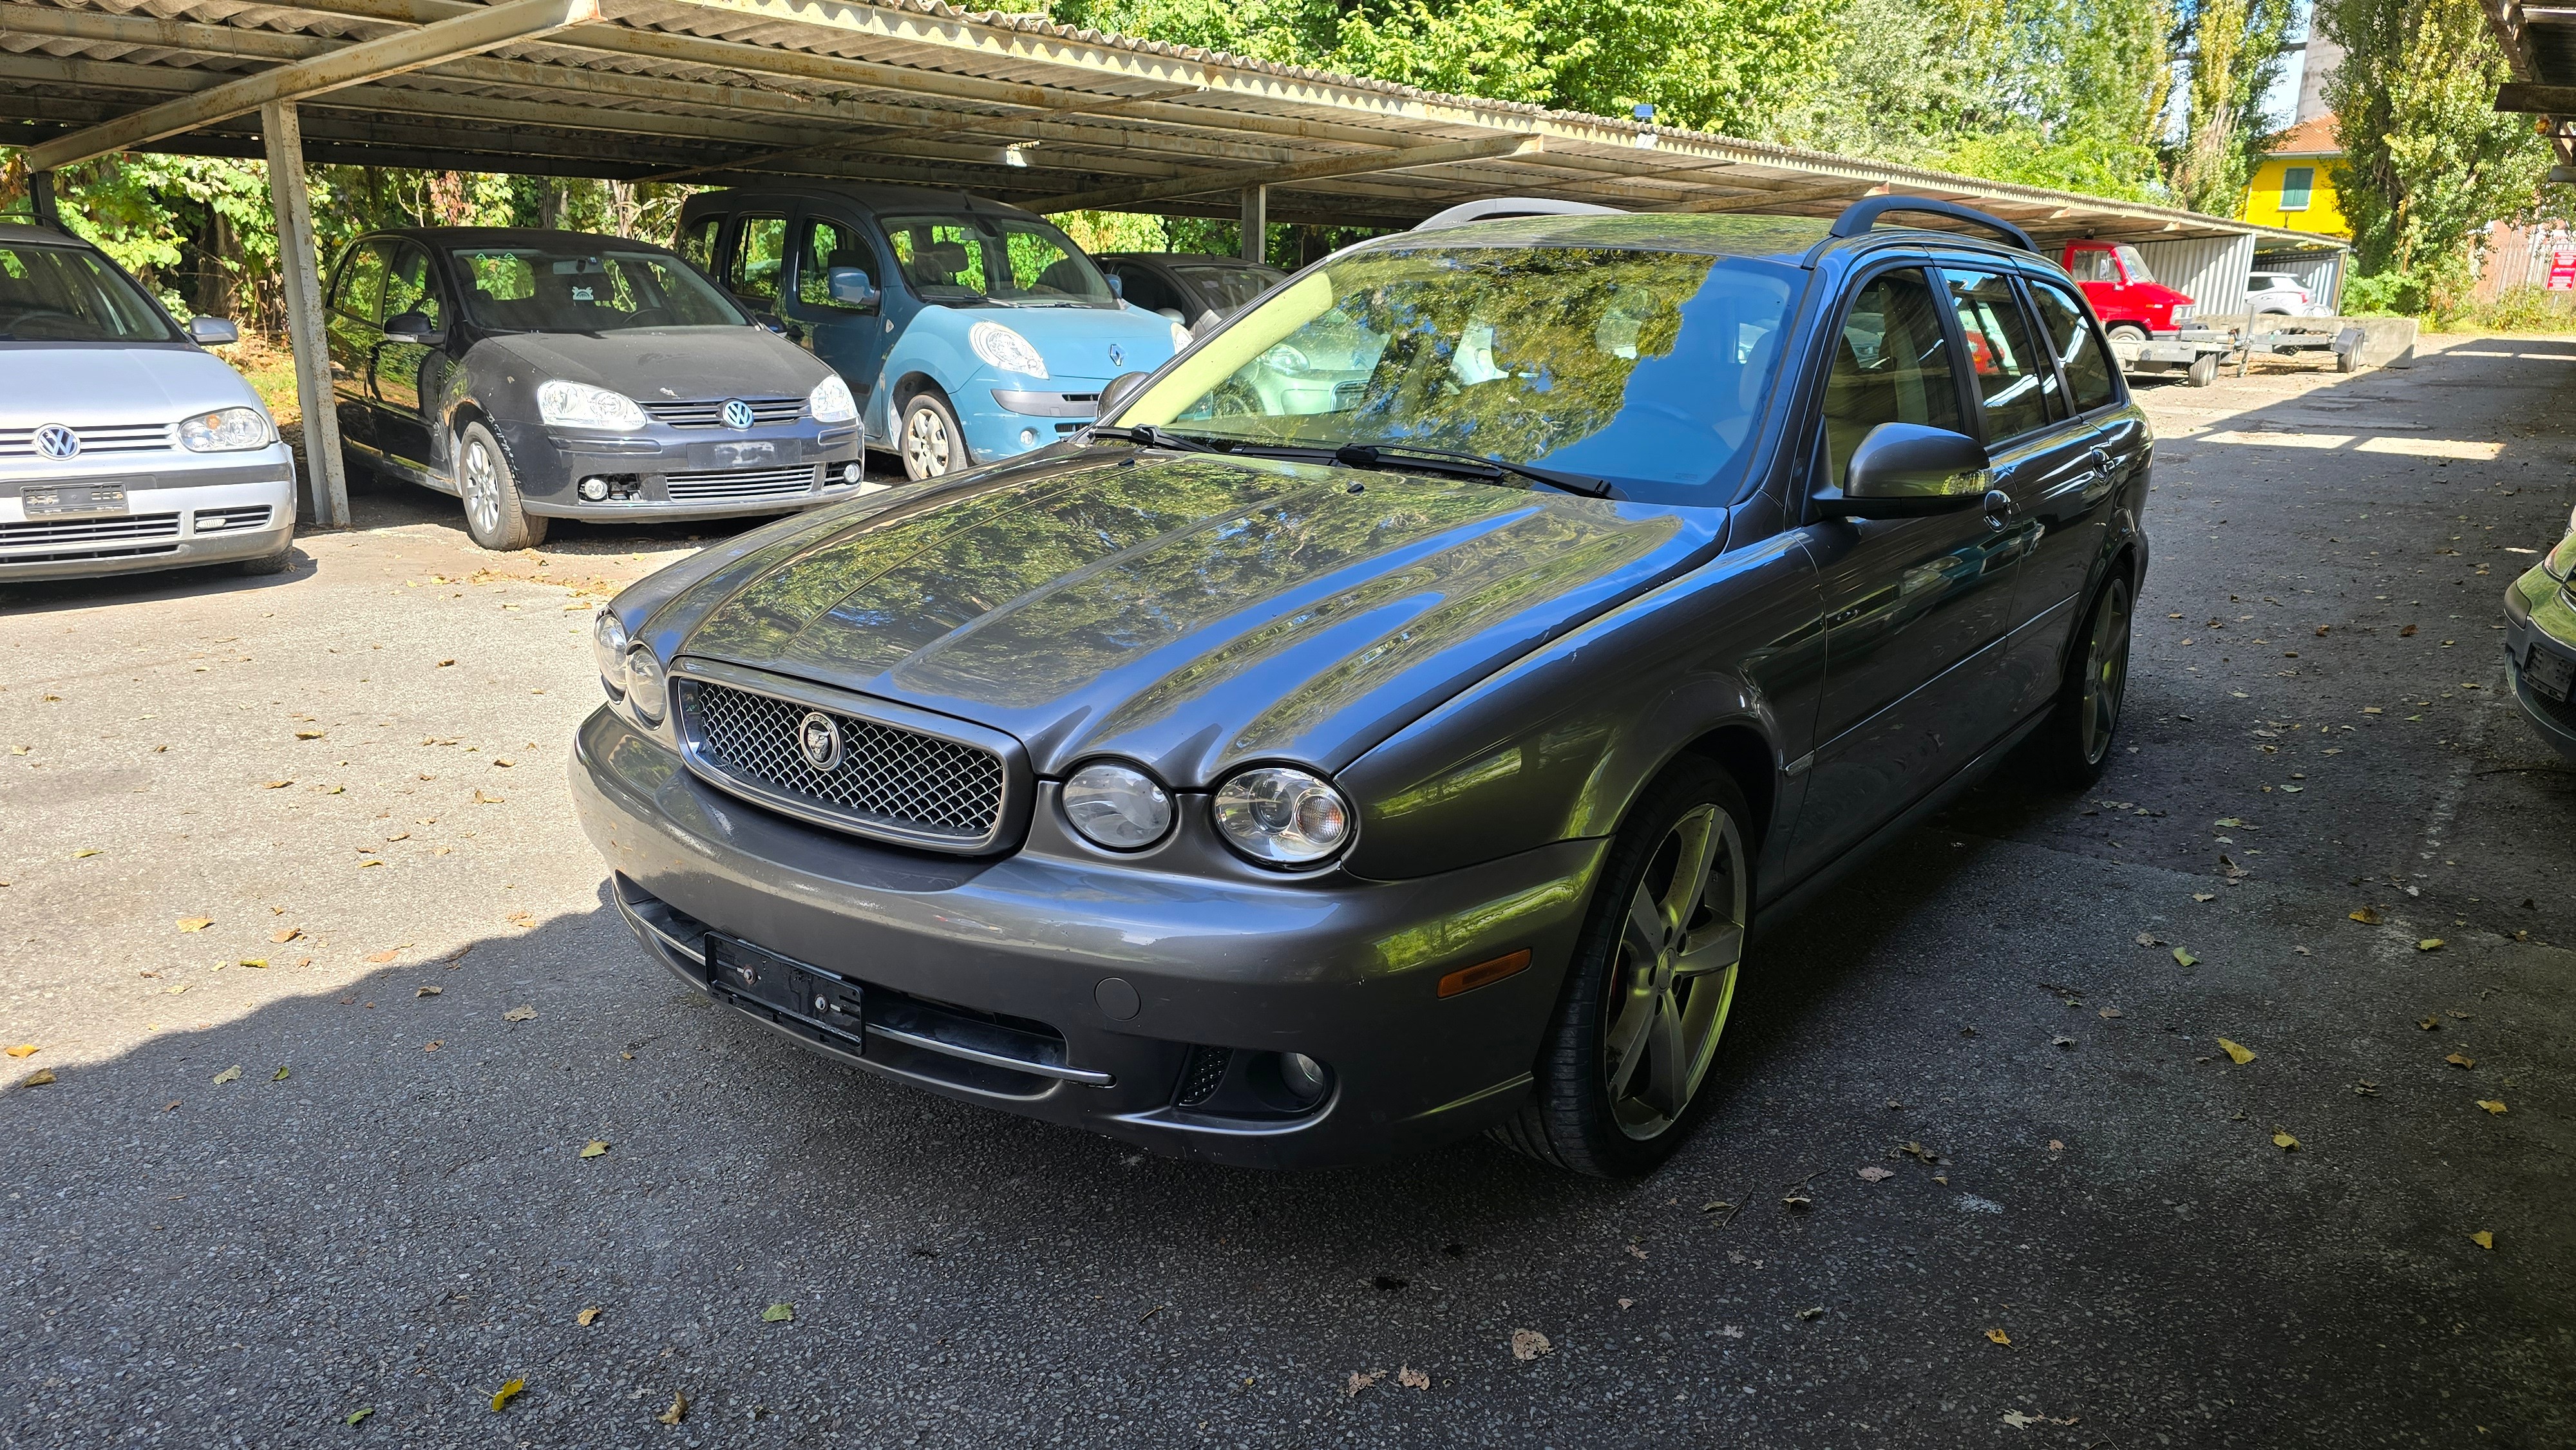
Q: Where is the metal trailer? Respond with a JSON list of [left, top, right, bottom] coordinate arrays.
[[2112, 322, 2361, 386]]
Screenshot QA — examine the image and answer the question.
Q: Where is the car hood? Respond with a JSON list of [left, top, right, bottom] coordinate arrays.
[[3, 343, 261, 426], [474, 326, 830, 401], [650, 452, 1719, 785], [927, 302, 1179, 381]]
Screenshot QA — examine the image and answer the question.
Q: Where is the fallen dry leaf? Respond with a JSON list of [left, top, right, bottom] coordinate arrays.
[[762, 1303, 794, 1323], [261, 780, 292, 790], [2447, 1053, 2476, 1069], [473, 789, 506, 804], [2470, 1230, 2494, 1250], [658, 1389, 688, 1426], [2098, 1006, 2123, 1019], [2173, 947, 2198, 967], [271, 1066, 289, 1081], [416, 984, 442, 997], [1857, 1165, 1894, 1182], [2219, 1038, 2257, 1065], [1509, 1329, 1551, 1361], [69, 848, 99, 859], [17, 1068, 55, 1088], [5, 1044, 35, 1059], [212, 1065, 242, 1084], [577, 1306, 601, 1326], [2349, 907, 2382, 925], [504, 1006, 536, 1022], [176, 917, 213, 933], [294, 730, 325, 740], [2477, 1099, 2507, 1115], [2416, 938, 2445, 952], [2192, 892, 2215, 903], [580, 1140, 609, 1158], [1397, 1366, 1430, 1391], [489, 1378, 525, 1411], [1984, 1328, 2011, 1346], [424, 1040, 441, 1053], [239, 958, 267, 969], [1344, 1370, 1386, 1398], [270, 927, 301, 943], [2400, 624, 2418, 637], [2418, 1015, 2441, 1030], [2135, 931, 2163, 946], [364, 949, 398, 964], [2273, 1131, 2300, 1151]]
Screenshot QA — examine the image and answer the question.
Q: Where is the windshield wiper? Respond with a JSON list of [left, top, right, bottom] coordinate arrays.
[[1086, 424, 1219, 453], [1328, 441, 1615, 499]]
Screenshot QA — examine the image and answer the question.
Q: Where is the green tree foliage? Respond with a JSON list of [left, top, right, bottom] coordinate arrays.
[[2320, 0, 2553, 314], [2166, 0, 2299, 214]]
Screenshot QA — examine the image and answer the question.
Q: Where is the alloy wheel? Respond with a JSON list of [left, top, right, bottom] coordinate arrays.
[[2079, 581, 2132, 766], [904, 404, 952, 476], [460, 436, 501, 536], [1601, 804, 1747, 1140]]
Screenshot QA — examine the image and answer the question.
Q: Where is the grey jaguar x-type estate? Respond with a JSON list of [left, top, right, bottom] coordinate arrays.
[[572, 199, 2150, 1176]]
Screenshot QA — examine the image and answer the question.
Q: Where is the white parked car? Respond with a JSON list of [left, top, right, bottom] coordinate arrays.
[[2246, 271, 2322, 316], [1, 223, 297, 583]]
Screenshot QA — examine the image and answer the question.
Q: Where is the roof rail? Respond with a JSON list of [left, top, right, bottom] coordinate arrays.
[[1413, 198, 1626, 232], [1828, 196, 2034, 253]]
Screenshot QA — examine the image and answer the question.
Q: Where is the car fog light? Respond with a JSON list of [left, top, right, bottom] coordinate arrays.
[[1019, 427, 1041, 448], [1212, 766, 1352, 866], [1063, 761, 1172, 849], [840, 462, 862, 484], [591, 609, 630, 693], [624, 643, 668, 724], [578, 476, 611, 502], [1280, 1052, 1329, 1104]]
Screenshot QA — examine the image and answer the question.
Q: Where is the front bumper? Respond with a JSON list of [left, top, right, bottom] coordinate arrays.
[[958, 374, 1115, 464], [0, 453, 295, 583], [569, 706, 1605, 1168], [2503, 570, 2576, 761], [495, 419, 867, 522]]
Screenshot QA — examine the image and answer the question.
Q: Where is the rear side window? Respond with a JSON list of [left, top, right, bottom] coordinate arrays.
[[332, 241, 392, 322], [2027, 282, 2118, 415], [676, 216, 720, 272], [726, 216, 787, 305], [1821, 267, 1963, 485], [795, 217, 868, 310], [1943, 268, 2056, 439]]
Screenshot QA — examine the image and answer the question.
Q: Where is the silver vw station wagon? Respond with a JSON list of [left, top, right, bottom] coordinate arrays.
[[1, 224, 297, 583]]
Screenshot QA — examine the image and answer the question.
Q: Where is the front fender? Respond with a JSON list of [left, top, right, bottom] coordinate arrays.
[[1339, 530, 1825, 882]]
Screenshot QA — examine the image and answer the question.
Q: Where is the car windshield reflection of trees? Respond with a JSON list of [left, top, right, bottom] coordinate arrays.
[[884, 214, 1113, 309], [450, 247, 743, 334], [1164, 245, 1797, 502]]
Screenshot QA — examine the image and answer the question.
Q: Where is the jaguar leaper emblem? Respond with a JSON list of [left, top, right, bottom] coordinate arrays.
[[796, 710, 844, 772]]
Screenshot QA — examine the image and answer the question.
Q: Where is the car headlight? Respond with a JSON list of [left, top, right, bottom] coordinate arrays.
[[591, 609, 629, 695], [1062, 761, 1173, 849], [1170, 319, 1193, 352], [1212, 766, 1352, 867], [536, 379, 646, 430], [810, 374, 858, 424], [178, 406, 272, 452], [968, 321, 1048, 379], [624, 643, 668, 724]]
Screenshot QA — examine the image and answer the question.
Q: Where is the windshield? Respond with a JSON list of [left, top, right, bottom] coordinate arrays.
[[1111, 244, 1800, 501], [0, 242, 176, 343], [2114, 244, 2156, 284], [1172, 262, 1285, 313], [448, 245, 746, 332], [883, 214, 1113, 307]]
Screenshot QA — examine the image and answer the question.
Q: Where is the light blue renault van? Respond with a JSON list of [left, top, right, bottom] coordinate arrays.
[[677, 186, 1186, 480]]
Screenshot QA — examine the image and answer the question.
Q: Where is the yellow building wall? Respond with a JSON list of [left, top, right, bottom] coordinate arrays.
[[2240, 158, 2351, 238]]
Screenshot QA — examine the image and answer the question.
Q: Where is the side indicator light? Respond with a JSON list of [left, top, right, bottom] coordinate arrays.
[[1437, 948, 1532, 999]]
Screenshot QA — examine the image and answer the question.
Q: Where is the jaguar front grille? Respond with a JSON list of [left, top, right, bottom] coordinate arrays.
[[677, 671, 1016, 852]]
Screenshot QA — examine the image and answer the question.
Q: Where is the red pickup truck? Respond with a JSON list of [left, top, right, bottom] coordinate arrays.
[[2060, 241, 2199, 341]]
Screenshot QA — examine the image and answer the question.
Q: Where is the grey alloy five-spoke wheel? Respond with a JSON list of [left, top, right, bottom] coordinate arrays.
[[457, 420, 545, 551], [900, 390, 966, 480], [2040, 570, 2132, 784], [1496, 759, 1750, 1177]]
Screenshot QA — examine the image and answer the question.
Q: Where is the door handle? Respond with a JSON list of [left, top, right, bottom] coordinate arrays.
[[1980, 488, 2014, 529]]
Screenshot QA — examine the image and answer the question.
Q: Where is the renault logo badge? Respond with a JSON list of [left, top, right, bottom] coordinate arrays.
[[721, 399, 755, 431], [1106, 343, 1126, 370], [33, 424, 79, 460], [796, 710, 844, 772]]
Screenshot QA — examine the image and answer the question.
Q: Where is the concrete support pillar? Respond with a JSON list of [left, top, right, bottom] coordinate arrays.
[[258, 99, 350, 529], [1240, 184, 1266, 265], [29, 171, 63, 231]]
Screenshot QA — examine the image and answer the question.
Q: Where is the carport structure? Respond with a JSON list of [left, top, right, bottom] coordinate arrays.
[[2, 0, 2345, 526]]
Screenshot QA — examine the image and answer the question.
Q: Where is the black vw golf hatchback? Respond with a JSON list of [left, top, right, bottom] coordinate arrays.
[[323, 227, 867, 549], [576, 197, 2150, 1176]]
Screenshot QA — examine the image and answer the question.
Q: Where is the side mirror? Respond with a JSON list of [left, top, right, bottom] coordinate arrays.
[[383, 310, 438, 345], [1104, 273, 1124, 299], [187, 316, 239, 346], [826, 267, 879, 310], [753, 312, 788, 335], [1814, 422, 1991, 520], [1096, 370, 1155, 420]]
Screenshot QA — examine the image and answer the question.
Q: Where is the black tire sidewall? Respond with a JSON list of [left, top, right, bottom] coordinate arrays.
[[458, 420, 543, 551], [1517, 758, 1752, 1178]]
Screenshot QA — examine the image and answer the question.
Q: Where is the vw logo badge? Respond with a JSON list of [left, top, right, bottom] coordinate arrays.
[[1106, 343, 1126, 370], [721, 399, 755, 431], [795, 710, 844, 773], [33, 424, 79, 460]]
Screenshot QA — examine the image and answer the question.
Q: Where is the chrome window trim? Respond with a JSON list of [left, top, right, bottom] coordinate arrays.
[[670, 656, 1030, 854]]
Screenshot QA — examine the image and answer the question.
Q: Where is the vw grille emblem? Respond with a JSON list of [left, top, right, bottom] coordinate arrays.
[[721, 399, 755, 431], [1106, 343, 1126, 370], [33, 424, 79, 460], [795, 710, 844, 773]]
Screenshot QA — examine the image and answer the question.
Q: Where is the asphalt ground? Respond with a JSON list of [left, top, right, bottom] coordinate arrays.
[[1, 340, 2570, 1448]]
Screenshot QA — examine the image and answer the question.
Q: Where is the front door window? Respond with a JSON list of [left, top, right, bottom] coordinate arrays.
[[726, 215, 788, 308]]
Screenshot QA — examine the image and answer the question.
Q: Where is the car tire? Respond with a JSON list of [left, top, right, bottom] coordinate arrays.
[[2186, 351, 2220, 387], [2105, 323, 2149, 346], [1493, 758, 1752, 1178], [456, 420, 545, 551], [2037, 569, 2134, 785], [898, 390, 968, 481]]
